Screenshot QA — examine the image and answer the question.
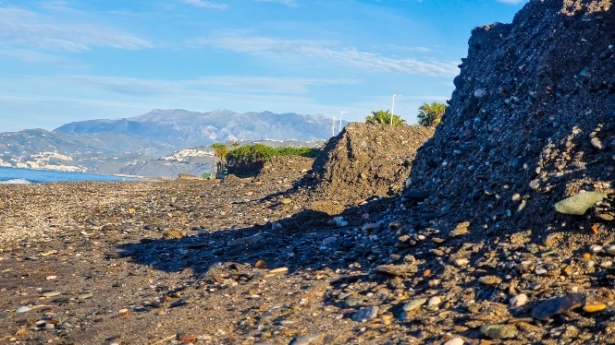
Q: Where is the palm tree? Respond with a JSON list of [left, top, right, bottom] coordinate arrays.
[[210, 143, 229, 172], [417, 102, 447, 127], [365, 110, 407, 126]]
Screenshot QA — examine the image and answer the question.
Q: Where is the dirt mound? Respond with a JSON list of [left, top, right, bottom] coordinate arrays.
[[402, 0, 615, 246], [311, 123, 434, 204], [255, 155, 314, 182]]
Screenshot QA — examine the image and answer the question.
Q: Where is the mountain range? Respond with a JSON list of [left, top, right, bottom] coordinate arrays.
[[0, 109, 344, 177]]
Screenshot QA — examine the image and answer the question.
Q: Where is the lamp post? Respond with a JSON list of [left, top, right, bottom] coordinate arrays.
[[339, 111, 347, 134], [332, 116, 336, 137], [391, 94, 401, 126]]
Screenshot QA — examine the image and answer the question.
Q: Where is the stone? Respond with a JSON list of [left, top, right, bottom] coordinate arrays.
[[428, 296, 441, 307], [532, 294, 585, 320], [450, 221, 470, 237], [41, 291, 61, 298], [444, 338, 465, 345], [510, 294, 528, 307], [77, 292, 93, 300], [605, 245, 615, 256], [352, 306, 379, 322], [15, 306, 31, 313], [554, 192, 607, 215], [480, 324, 518, 339], [454, 258, 469, 268], [345, 296, 360, 308], [402, 298, 427, 311], [374, 264, 418, 277], [291, 334, 320, 345], [583, 303, 607, 313], [474, 88, 488, 98], [590, 245, 603, 254], [478, 276, 502, 285], [162, 230, 183, 240]]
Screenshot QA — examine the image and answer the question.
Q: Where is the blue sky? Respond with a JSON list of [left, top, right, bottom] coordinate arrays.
[[0, 0, 526, 132]]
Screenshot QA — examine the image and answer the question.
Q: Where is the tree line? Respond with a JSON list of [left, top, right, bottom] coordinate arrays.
[[209, 101, 447, 172], [366, 101, 447, 127]]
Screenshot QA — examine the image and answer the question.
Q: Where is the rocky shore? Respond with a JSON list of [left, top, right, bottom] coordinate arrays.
[[2, 1, 615, 344]]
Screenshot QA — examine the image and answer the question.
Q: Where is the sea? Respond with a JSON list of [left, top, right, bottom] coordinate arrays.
[[0, 166, 139, 184]]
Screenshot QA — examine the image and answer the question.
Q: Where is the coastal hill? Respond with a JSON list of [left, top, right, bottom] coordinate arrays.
[[55, 109, 341, 149], [0, 110, 343, 175]]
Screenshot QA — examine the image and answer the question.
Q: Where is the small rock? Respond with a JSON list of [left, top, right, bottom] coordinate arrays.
[[428, 296, 441, 307], [77, 292, 93, 300], [334, 216, 348, 227], [590, 245, 603, 254], [535, 267, 547, 275], [269, 267, 289, 275], [403, 298, 427, 311], [345, 296, 360, 308], [15, 306, 31, 313], [532, 294, 585, 320], [374, 264, 418, 277], [510, 294, 528, 307], [280, 198, 292, 205], [554, 192, 607, 215], [591, 137, 603, 150], [41, 291, 61, 298], [162, 230, 183, 240], [290, 334, 320, 345], [479, 276, 502, 285], [583, 303, 607, 313], [352, 306, 379, 322], [450, 221, 470, 237], [454, 258, 469, 268], [443, 338, 464, 345], [480, 324, 518, 339], [474, 88, 488, 98], [606, 245, 615, 256]]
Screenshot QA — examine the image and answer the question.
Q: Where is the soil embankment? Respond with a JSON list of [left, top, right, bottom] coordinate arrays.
[[2, 1, 615, 344]]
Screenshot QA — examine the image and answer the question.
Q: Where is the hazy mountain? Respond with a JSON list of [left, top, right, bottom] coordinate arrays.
[[1, 109, 342, 176], [56, 109, 343, 148]]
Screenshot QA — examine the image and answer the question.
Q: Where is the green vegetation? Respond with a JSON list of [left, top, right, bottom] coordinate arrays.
[[365, 110, 407, 126], [417, 102, 447, 127], [210, 142, 230, 169], [227, 144, 318, 161]]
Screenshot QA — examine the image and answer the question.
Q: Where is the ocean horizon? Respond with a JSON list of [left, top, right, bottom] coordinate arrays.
[[0, 166, 140, 184]]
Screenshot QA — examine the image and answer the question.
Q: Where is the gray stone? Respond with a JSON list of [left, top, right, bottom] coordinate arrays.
[[16, 306, 31, 313], [480, 324, 518, 339], [351, 306, 379, 322], [290, 334, 320, 345], [345, 296, 360, 308], [554, 192, 607, 215], [402, 298, 427, 311]]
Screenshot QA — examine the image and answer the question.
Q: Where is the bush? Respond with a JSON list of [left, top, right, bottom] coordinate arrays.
[[227, 144, 318, 161]]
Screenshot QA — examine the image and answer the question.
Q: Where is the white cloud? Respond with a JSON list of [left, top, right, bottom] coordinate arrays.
[[181, 0, 227, 9], [58, 75, 357, 95], [189, 33, 458, 77], [0, 7, 153, 52]]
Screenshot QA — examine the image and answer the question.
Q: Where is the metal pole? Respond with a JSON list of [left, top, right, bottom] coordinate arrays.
[[339, 111, 347, 134], [332, 116, 336, 136], [391, 94, 401, 126]]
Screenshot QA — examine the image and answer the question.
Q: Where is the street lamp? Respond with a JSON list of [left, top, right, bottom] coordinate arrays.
[[391, 94, 401, 126], [339, 111, 347, 134]]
